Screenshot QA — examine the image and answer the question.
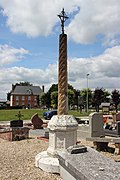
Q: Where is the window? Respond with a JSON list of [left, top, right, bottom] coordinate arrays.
[[16, 96, 19, 100], [22, 96, 25, 100], [34, 96, 37, 101], [34, 102, 37, 106], [28, 96, 31, 101], [16, 102, 19, 106]]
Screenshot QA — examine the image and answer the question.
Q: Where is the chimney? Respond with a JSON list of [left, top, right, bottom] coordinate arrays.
[[42, 85, 44, 93]]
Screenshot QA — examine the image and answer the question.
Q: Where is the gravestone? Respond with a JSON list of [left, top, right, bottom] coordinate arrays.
[[10, 120, 23, 127], [77, 112, 105, 139], [89, 112, 105, 137], [116, 112, 120, 121], [31, 113, 43, 129], [117, 122, 120, 135]]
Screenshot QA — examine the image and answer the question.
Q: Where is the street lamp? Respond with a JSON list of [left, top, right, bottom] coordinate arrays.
[[86, 73, 90, 113]]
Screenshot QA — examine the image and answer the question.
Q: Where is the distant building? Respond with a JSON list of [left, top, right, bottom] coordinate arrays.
[[10, 85, 42, 108], [0, 100, 7, 107], [100, 102, 110, 114]]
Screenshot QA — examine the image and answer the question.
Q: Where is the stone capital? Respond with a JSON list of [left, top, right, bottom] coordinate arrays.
[[48, 115, 78, 131]]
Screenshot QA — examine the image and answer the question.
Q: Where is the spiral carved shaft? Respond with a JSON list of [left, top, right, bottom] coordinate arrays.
[[58, 34, 68, 115]]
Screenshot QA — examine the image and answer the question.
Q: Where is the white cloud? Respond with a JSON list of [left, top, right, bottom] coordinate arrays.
[[0, 45, 120, 99], [68, 45, 120, 90], [0, 0, 120, 99], [0, 0, 78, 37], [0, 44, 29, 65], [67, 0, 120, 45], [0, 65, 58, 99], [0, 0, 120, 45]]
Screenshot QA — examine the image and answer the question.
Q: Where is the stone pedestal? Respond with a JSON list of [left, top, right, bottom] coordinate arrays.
[[35, 115, 78, 173], [47, 115, 78, 157]]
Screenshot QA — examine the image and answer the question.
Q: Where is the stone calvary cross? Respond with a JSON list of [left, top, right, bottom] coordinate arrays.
[[58, 8, 69, 34], [35, 9, 78, 174], [57, 8, 69, 115]]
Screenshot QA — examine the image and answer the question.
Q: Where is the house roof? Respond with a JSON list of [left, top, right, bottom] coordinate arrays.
[[100, 103, 110, 107], [11, 86, 42, 95]]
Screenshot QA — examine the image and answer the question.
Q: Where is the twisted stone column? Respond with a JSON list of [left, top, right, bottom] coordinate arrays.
[[58, 34, 68, 115]]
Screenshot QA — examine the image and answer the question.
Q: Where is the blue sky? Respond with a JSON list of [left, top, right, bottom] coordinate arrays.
[[0, 0, 120, 100]]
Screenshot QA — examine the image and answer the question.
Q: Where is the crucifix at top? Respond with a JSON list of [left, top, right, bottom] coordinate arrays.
[[58, 8, 69, 34]]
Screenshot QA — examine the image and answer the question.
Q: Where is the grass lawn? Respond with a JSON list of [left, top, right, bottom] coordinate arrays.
[[0, 109, 90, 121]]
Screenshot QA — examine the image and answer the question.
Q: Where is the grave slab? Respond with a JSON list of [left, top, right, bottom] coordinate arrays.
[[58, 147, 120, 180]]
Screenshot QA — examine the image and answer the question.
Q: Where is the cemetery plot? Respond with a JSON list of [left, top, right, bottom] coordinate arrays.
[[104, 113, 120, 137], [58, 146, 120, 180], [86, 137, 120, 155], [0, 127, 29, 141]]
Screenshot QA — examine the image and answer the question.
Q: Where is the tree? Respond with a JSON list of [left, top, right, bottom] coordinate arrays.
[[7, 92, 11, 101], [80, 88, 92, 111], [111, 89, 120, 112], [45, 92, 51, 109], [51, 91, 58, 109], [92, 88, 110, 112], [68, 89, 75, 109], [48, 84, 58, 93], [74, 90, 80, 110], [40, 92, 46, 108], [14, 81, 32, 87], [40, 92, 51, 109]]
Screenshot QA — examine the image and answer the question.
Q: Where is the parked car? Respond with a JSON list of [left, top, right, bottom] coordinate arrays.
[[43, 110, 57, 120]]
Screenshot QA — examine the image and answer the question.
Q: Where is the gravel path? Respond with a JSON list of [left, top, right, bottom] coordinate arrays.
[[0, 135, 120, 180], [0, 137, 61, 180]]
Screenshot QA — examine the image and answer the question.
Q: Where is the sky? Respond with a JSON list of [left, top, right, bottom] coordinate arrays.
[[0, 0, 120, 100]]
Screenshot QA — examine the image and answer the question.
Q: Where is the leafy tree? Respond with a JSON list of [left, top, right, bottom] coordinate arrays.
[[80, 88, 92, 111], [92, 88, 110, 112], [73, 90, 80, 110], [48, 84, 58, 93], [51, 91, 58, 109], [111, 89, 120, 112], [14, 82, 32, 87], [68, 84, 74, 90], [45, 92, 51, 109], [46, 83, 77, 109], [40, 92, 46, 108], [7, 92, 11, 101], [68, 89, 75, 109], [40, 92, 51, 109]]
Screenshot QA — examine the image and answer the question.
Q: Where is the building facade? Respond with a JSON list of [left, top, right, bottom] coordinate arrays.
[[10, 85, 42, 108]]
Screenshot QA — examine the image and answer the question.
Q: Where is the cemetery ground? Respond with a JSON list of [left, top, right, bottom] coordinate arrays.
[[0, 110, 120, 179], [0, 137, 60, 180], [0, 133, 120, 180]]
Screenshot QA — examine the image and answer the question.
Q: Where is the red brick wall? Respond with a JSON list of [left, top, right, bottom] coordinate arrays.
[[12, 95, 39, 108], [0, 131, 12, 141]]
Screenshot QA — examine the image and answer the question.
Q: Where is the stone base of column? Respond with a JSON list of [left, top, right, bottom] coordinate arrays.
[[35, 151, 60, 173], [35, 115, 78, 173]]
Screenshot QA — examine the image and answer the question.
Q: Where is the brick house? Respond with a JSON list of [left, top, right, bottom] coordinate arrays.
[[10, 85, 42, 108]]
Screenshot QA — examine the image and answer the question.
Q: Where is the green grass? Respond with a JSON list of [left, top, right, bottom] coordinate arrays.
[[69, 110, 90, 117], [0, 109, 44, 121], [0, 109, 91, 121]]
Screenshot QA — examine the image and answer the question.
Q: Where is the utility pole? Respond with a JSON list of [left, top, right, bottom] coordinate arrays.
[[86, 73, 90, 113]]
